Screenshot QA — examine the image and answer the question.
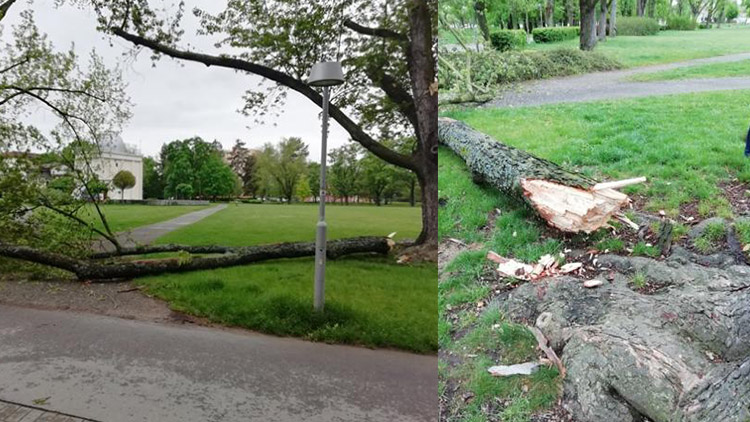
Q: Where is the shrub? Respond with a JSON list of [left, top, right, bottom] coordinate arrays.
[[489, 29, 527, 51], [438, 48, 622, 93], [616, 17, 660, 35], [667, 15, 697, 30], [532, 26, 579, 43]]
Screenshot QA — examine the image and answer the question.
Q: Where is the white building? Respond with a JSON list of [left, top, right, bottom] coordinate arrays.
[[88, 133, 144, 200]]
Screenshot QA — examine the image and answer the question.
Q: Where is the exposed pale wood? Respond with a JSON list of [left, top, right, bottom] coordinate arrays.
[[520, 179, 628, 233], [530, 326, 566, 378], [614, 213, 640, 231], [592, 176, 647, 191]]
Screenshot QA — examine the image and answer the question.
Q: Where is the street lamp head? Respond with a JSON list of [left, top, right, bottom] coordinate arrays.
[[307, 61, 345, 87]]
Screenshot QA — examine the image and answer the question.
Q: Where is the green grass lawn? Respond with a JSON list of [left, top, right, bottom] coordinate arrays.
[[135, 203, 436, 353], [440, 25, 750, 68], [79, 204, 211, 233], [156, 203, 421, 245], [629, 58, 750, 81], [442, 89, 750, 218]]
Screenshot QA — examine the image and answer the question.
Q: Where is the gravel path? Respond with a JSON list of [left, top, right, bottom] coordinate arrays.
[[486, 52, 750, 108]]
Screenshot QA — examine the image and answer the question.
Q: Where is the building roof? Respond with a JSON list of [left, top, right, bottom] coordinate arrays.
[[99, 132, 141, 157]]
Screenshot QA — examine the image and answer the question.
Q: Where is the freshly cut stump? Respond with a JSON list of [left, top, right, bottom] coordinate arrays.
[[438, 117, 631, 233], [492, 250, 750, 422]]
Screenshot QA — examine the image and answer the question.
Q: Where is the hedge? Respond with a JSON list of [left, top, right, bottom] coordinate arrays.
[[532, 27, 580, 43], [616, 17, 660, 35], [489, 29, 527, 51], [438, 48, 622, 93], [667, 15, 697, 30]]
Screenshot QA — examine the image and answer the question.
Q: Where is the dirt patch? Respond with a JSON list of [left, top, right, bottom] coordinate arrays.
[[720, 179, 750, 216], [0, 278, 200, 325], [438, 239, 482, 275]]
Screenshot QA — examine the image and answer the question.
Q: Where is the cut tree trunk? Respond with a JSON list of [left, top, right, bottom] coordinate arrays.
[[0, 237, 393, 281], [496, 252, 750, 422], [438, 118, 631, 233]]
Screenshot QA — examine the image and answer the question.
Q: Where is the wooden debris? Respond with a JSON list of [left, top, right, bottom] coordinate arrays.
[[614, 213, 640, 231], [488, 362, 541, 377], [592, 177, 647, 191], [488, 251, 583, 281], [583, 279, 604, 288], [530, 326, 566, 378], [656, 220, 673, 257]]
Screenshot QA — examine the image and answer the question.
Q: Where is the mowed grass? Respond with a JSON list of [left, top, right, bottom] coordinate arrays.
[[442, 89, 750, 218], [440, 25, 750, 68], [629, 59, 750, 81], [79, 204, 210, 233], [137, 204, 436, 353], [156, 203, 421, 245], [529, 26, 750, 67]]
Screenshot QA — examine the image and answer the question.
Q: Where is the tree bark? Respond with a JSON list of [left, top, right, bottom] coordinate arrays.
[[0, 237, 393, 281], [546, 0, 556, 26], [579, 0, 599, 50], [438, 118, 630, 233], [637, 0, 646, 16], [610, 0, 617, 37], [598, 0, 608, 40], [474, 0, 491, 42], [497, 251, 750, 422]]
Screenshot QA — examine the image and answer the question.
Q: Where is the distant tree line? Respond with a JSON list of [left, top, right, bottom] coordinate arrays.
[[143, 136, 419, 206]]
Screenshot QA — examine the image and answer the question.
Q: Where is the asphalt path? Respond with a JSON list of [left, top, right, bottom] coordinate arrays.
[[0, 305, 437, 422]]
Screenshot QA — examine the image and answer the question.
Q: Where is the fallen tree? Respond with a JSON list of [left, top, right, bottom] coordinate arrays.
[[438, 117, 642, 233], [0, 237, 393, 281], [494, 249, 750, 421]]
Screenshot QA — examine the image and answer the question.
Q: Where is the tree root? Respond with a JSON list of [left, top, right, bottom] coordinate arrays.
[[492, 253, 750, 421]]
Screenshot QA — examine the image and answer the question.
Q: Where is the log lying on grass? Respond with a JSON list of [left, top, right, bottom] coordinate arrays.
[[0, 236, 393, 281], [438, 117, 643, 233]]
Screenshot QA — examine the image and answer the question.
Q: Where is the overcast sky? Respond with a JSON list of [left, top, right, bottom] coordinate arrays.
[[1, 0, 351, 161]]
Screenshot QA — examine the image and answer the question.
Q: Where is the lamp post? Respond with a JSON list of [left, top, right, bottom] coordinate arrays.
[[307, 61, 344, 312]]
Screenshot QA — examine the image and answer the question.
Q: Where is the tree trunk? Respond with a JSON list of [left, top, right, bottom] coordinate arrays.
[[496, 251, 750, 422], [0, 237, 393, 281], [579, 0, 599, 50], [474, 0, 491, 42], [409, 178, 416, 207], [438, 118, 631, 233], [610, 0, 617, 37], [637, 0, 646, 16], [647, 0, 656, 17], [598, 0, 608, 40], [546, 0, 555, 26], [409, 0, 438, 247]]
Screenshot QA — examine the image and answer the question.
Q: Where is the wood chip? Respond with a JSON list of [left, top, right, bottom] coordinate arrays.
[[583, 279, 603, 288]]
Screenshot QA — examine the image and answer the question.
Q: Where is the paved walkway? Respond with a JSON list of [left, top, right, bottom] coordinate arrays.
[[95, 204, 227, 251], [0, 400, 95, 422], [486, 52, 750, 108], [0, 305, 437, 422]]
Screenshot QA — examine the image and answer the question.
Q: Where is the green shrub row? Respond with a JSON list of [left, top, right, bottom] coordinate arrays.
[[532, 26, 579, 43], [439, 48, 622, 92], [489, 29, 527, 51], [616, 16, 660, 35], [667, 15, 697, 30]]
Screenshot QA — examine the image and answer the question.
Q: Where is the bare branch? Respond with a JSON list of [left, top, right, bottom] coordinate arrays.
[[343, 19, 408, 42], [109, 27, 417, 172]]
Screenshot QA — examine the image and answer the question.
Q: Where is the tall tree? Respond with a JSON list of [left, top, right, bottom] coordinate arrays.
[[142, 156, 163, 199], [228, 139, 258, 197], [328, 144, 361, 205], [308, 162, 321, 203], [161, 137, 238, 199], [69, 0, 438, 246], [257, 137, 309, 204]]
